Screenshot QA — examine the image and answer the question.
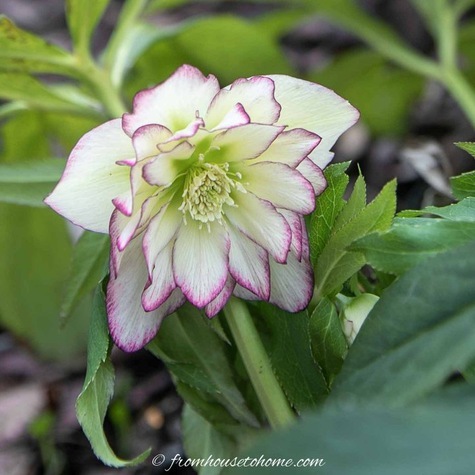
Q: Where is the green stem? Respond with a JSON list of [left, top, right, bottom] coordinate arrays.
[[443, 67, 475, 129], [223, 297, 295, 429], [76, 59, 128, 118], [436, 0, 458, 71]]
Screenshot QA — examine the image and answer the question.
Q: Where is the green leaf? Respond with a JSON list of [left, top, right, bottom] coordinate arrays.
[[455, 141, 475, 158], [330, 240, 475, 406], [66, 0, 110, 56], [314, 179, 397, 298], [182, 404, 238, 475], [352, 198, 475, 275], [451, 170, 475, 199], [0, 159, 65, 207], [257, 304, 328, 410], [147, 305, 259, 428], [309, 298, 347, 387], [0, 73, 89, 113], [76, 288, 150, 467], [309, 162, 350, 266], [0, 204, 89, 359], [61, 232, 110, 323], [333, 173, 366, 229], [310, 49, 424, 136], [224, 397, 475, 475], [0, 16, 75, 75]]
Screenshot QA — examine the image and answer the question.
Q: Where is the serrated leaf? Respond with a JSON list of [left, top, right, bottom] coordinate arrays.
[[330, 240, 475, 406], [66, 0, 110, 56], [76, 288, 150, 467], [61, 232, 110, 323], [257, 303, 328, 410], [455, 141, 475, 158], [0, 16, 75, 75], [423, 197, 475, 221], [309, 298, 347, 387], [147, 305, 259, 428], [333, 173, 367, 230], [0, 159, 65, 207], [352, 219, 475, 274], [314, 179, 397, 298], [309, 162, 350, 265], [451, 170, 475, 199]]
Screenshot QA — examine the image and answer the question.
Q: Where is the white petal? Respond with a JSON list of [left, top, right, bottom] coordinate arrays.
[[296, 158, 327, 196], [45, 119, 133, 233], [267, 75, 359, 167], [142, 141, 194, 187], [243, 162, 316, 214], [212, 123, 284, 162], [173, 221, 230, 307], [206, 76, 281, 128], [142, 241, 176, 311], [233, 284, 260, 301], [204, 274, 236, 318], [142, 203, 182, 275], [269, 252, 314, 312], [278, 208, 303, 261], [210, 103, 250, 131], [228, 225, 270, 300], [123, 65, 220, 135], [250, 128, 321, 167], [225, 191, 291, 264], [132, 124, 173, 161], [107, 237, 180, 352]]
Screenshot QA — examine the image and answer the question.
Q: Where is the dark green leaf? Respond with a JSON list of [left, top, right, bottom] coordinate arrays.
[[309, 298, 347, 387], [0, 159, 65, 207], [352, 217, 475, 275], [257, 303, 328, 410], [61, 232, 110, 323], [76, 288, 150, 467], [224, 398, 475, 475], [147, 305, 259, 428], [331, 240, 475, 406]]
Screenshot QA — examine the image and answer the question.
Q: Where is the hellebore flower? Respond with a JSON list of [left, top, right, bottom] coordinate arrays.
[[46, 65, 359, 352]]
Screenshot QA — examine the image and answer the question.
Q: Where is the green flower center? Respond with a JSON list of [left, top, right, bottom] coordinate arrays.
[[179, 159, 243, 227]]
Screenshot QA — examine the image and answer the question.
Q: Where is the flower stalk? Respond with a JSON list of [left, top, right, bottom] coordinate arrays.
[[223, 297, 295, 429]]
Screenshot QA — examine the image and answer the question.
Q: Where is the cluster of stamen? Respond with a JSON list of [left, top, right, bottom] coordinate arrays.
[[179, 158, 244, 228]]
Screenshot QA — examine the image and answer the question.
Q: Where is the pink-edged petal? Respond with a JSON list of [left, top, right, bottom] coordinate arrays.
[[233, 284, 260, 301], [167, 117, 205, 142], [212, 123, 284, 162], [206, 76, 281, 128], [143, 141, 194, 187], [228, 225, 270, 300], [278, 208, 303, 261], [173, 221, 230, 307], [107, 238, 176, 352], [45, 119, 133, 233], [210, 103, 250, 131], [132, 124, 173, 161], [225, 191, 291, 264], [267, 75, 359, 167], [269, 252, 314, 312], [142, 203, 183, 275], [142, 241, 176, 311], [250, 128, 321, 167], [204, 274, 236, 318], [297, 158, 327, 196], [123, 65, 220, 136], [243, 162, 316, 214]]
